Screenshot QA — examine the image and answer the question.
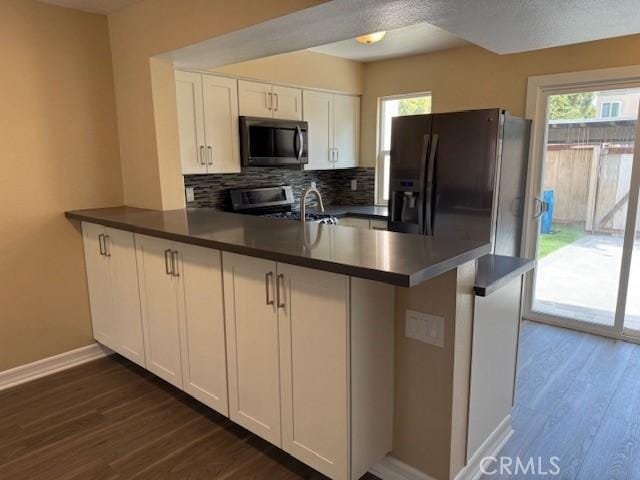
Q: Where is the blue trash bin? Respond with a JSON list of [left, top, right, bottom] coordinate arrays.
[[541, 190, 554, 234]]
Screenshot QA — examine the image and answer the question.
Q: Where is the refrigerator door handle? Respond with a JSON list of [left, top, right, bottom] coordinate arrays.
[[424, 133, 438, 236]]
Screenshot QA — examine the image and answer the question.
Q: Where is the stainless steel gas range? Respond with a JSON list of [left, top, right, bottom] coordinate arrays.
[[226, 185, 338, 224]]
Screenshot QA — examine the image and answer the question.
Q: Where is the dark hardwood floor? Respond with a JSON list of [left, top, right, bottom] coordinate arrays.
[[484, 320, 640, 479], [0, 355, 379, 480], [4, 321, 639, 479]]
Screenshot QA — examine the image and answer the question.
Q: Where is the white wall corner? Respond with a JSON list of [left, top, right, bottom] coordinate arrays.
[[0, 343, 112, 392]]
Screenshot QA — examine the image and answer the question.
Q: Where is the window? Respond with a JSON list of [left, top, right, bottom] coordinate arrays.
[[376, 93, 432, 204], [601, 101, 621, 118]]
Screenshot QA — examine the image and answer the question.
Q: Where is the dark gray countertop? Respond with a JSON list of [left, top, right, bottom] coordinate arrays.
[[324, 205, 389, 220], [474, 254, 536, 296], [65, 206, 490, 288]]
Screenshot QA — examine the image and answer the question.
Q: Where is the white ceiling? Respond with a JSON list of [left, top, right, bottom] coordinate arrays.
[[165, 0, 640, 70], [310, 22, 467, 62], [38, 0, 140, 15]]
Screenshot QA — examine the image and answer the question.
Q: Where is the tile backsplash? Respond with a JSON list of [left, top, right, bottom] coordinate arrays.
[[184, 167, 375, 209]]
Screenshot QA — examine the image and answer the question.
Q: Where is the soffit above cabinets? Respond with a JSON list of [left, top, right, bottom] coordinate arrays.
[[309, 22, 467, 63], [164, 0, 640, 71], [37, 0, 140, 15]]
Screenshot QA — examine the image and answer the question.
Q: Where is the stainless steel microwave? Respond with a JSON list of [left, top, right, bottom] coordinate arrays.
[[239, 116, 308, 167]]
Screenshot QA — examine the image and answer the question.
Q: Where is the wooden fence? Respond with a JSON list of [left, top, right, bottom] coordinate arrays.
[[543, 145, 638, 233]]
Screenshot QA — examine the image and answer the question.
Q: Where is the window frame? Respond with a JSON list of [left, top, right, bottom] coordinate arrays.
[[375, 92, 432, 205], [601, 100, 622, 118]]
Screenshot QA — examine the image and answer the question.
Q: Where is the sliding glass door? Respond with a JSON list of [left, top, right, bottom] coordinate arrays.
[[525, 85, 640, 338]]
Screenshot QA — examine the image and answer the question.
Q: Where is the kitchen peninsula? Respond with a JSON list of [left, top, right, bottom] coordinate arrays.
[[65, 205, 527, 480]]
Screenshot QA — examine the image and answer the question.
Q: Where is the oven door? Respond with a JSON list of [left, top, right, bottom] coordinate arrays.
[[240, 117, 308, 166]]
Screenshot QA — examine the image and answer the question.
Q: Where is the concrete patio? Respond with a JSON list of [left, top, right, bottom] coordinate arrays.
[[534, 234, 640, 331]]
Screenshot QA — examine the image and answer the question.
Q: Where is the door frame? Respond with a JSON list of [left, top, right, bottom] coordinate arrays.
[[522, 65, 640, 341]]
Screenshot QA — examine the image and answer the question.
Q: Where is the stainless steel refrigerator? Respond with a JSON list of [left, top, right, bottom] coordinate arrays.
[[388, 108, 531, 256]]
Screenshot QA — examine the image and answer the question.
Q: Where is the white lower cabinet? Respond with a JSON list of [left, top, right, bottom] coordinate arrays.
[[278, 263, 350, 479], [135, 234, 228, 414], [82, 222, 145, 367], [81, 225, 392, 480], [222, 253, 282, 445], [223, 252, 393, 480]]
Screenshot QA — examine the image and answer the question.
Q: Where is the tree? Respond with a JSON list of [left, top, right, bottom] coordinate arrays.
[[548, 93, 596, 120], [397, 96, 432, 116]]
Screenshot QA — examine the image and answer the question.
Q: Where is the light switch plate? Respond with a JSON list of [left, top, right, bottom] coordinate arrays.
[[185, 187, 195, 202], [405, 309, 445, 347], [351, 179, 357, 191]]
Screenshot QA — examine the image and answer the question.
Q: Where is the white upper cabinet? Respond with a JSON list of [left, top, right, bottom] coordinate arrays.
[[202, 74, 241, 174], [303, 90, 360, 170], [333, 94, 360, 169], [303, 90, 333, 170], [82, 222, 145, 367], [238, 80, 302, 120], [175, 71, 240, 175], [272, 84, 302, 120], [175, 71, 206, 174], [238, 80, 273, 118]]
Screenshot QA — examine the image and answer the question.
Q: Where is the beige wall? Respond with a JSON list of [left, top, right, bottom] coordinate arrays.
[[360, 35, 640, 168], [108, 0, 327, 210], [0, 1, 122, 371], [212, 50, 365, 95]]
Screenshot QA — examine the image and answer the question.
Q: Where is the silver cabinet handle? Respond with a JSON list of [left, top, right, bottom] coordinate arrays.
[[267, 92, 272, 110], [335, 148, 339, 164], [171, 250, 180, 277], [207, 146, 213, 165], [98, 234, 105, 256], [274, 93, 279, 112], [103, 235, 111, 257], [265, 272, 274, 305], [276, 273, 285, 309], [199, 145, 205, 165], [164, 249, 172, 275]]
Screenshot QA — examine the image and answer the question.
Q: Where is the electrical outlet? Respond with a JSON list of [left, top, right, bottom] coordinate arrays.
[[185, 187, 195, 202], [405, 309, 444, 347], [351, 179, 357, 191], [310, 181, 317, 189]]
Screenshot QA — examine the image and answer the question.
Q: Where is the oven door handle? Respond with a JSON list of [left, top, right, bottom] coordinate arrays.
[[295, 126, 303, 160]]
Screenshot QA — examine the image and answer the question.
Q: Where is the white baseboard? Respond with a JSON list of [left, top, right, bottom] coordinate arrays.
[[0, 343, 112, 391], [455, 414, 514, 480], [370, 456, 438, 480]]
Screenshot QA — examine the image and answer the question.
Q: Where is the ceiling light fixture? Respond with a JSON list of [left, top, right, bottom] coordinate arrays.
[[355, 31, 386, 45]]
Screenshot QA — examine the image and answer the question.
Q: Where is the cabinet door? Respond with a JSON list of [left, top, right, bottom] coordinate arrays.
[[272, 85, 302, 120], [338, 217, 370, 229], [303, 90, 333, 171], [278, 263, 350, 480], [82, 223, 117, 350], [222, 252, 281, 445], [333, 94, 360, 169], [370, 219, 388, 231], [175, 71, 206, 174], [106, 228, 145, 367], [202, 74, 240, 174], [175, 243, 228, 415], [238, 80, 273, 118], [135, 235, 183, 388]]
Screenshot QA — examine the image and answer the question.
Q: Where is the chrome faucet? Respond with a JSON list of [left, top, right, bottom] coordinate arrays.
[[299, 186, 325, 223]]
